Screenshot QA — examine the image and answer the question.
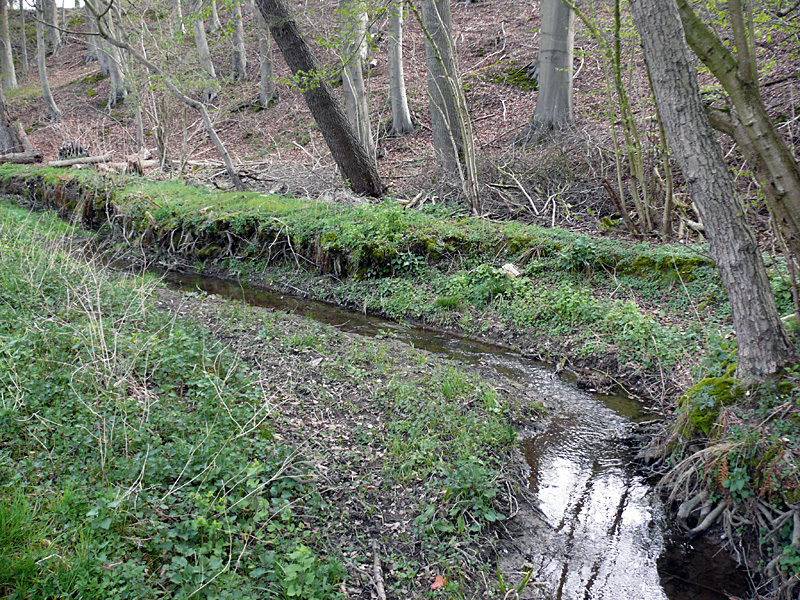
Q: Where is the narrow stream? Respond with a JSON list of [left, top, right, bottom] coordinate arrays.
[[157, 270, 750, 600]]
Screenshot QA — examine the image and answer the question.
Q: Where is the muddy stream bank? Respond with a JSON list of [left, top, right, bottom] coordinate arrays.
[[151, 268, 750, 600]]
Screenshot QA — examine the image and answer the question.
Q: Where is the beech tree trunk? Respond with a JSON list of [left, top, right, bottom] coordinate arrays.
[[254, 0, 385, 197], [0, 0, 17, 90], [35, 1, 61, 120], [19, 1, 29, 76], [231, 0, 247, 81], [43, 0, 60, 54], [85, 0, 127, 106], [420, 0, 461, 173], [676, 0, 800, 262], [189, 0, 218, 102], [518, 0, 574, 141], [629, 0, 793, 379], [339, 0, 374, 161], [255, 9, 276, 108], [388, 0, 413, 136], [208, 0, 222, 33]]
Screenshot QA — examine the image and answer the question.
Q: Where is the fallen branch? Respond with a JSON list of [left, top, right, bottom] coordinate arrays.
[[48, 153, 112, 167], [372, 540, 386, 600], [0, 151, 43, 164]]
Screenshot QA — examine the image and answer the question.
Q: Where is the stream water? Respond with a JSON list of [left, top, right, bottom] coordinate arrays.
[[156, 270, 750, 600]]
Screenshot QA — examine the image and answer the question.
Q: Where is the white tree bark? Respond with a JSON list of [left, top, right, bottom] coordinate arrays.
[[35, 1, 61, 120], [519, 0, 574, 141], [0, 0, 17, 90], [189, 0, 218, 102], [256, 9, 276, 108], [43, 0, 60, 54], [339, 0, 374, 161], [629, 0, 793, 378], [388, 0, 413, 136], [85, 0, 127, 106], [208, 0, 222, 32], [231, 0, 247, 81], [19, 0, 29, 76]]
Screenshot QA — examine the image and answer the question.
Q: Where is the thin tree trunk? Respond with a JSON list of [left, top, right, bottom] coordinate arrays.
[[172, 0, 185, 34], [35, 2, 60, 120], [676, 0, 800, 261], [189, 0, 217, 102], [629, 0, 793, 379], [85, 2, 100, 64], [19, 0, 28, 76], [0, 0, 16, 89], [231, 0, 247, 81], [388, 0, 413, 136], [85, 0, 126, 105], [339, 0, 374, 160], [254, 0, 385, 197], [208, 0, 222, 32], [255, 9, 276, 108]]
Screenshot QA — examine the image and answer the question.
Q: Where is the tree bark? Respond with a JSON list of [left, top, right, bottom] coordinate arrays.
[[189, 0, 218, 102], [518, 0, 574, 141], [208, 0, 222, 33], [19, 0, 29, 76], [85, 0, 127, 106], [339, 0, 374, 160], [0, 151, 43, 163], [419, 0, 461, 173], [0, 0, 17, 90], [35, 1, 61, 121], [231, 0, 247, 81], [629, 0, 793, 379], [43, 0, 60, 54], [676, 0, 800, 261], [254, 0, 385, 197], [387, 0, 413, 136], [255, 9, 276, 108]]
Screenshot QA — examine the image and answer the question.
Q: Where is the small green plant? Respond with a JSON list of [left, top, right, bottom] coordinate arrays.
[[557, 237, 599, 273]]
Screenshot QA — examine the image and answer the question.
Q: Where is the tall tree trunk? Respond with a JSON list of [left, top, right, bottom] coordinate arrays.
[[189, 0, 217, 102], [339, 0, 374, 160], [255, 9, 276, 108], [0, 0, 17, 90], [35, 1, 60, 120], [419, 0, 460, 172], [387, 0, 413, 136], [518, 0, 574, 141], [629, 0, 793, 379], [0, 86, 22, 152], [415, 0, 479, 212], [231, 0, 247, 81], [85, 0, 127, 106], [254, 0, 385, 197], [43, 0, 60, 55], [208, 0, 222, 32], [172, 0, 185, 34], [85, 2, 100, 64], [19, 0, 28, 76], [676, 0, 800, 262]]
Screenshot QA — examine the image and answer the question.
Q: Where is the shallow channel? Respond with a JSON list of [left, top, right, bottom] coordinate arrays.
[[157, 270, 749, 600]]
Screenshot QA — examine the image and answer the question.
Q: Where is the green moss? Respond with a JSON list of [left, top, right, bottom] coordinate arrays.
[[679, 366, 743, 437], [488, 61, 538, 91]]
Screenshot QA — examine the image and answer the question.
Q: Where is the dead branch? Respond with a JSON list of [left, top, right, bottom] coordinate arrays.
[[48, 153, 112, 167], [0, 151, 43, 164]]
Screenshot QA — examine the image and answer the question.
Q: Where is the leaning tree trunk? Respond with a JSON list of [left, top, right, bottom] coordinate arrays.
[[231, 0, 247, 81], [388, 0, 413, 136], [254, 0, 385, 197], [256, 9, 276, 108], [517, 0, 574, 142], [0, 0, 17, 90], [676, 0, 800, 262], [339, 0, 375, 161], [35, 2, 61, 120], [629, 0, 794, 379]]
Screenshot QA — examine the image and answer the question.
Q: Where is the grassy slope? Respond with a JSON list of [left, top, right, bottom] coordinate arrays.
[[0, 200, 533, 599]]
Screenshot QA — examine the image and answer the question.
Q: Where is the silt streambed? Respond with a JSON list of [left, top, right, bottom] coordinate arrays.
[[157, 270, 749, 600]]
